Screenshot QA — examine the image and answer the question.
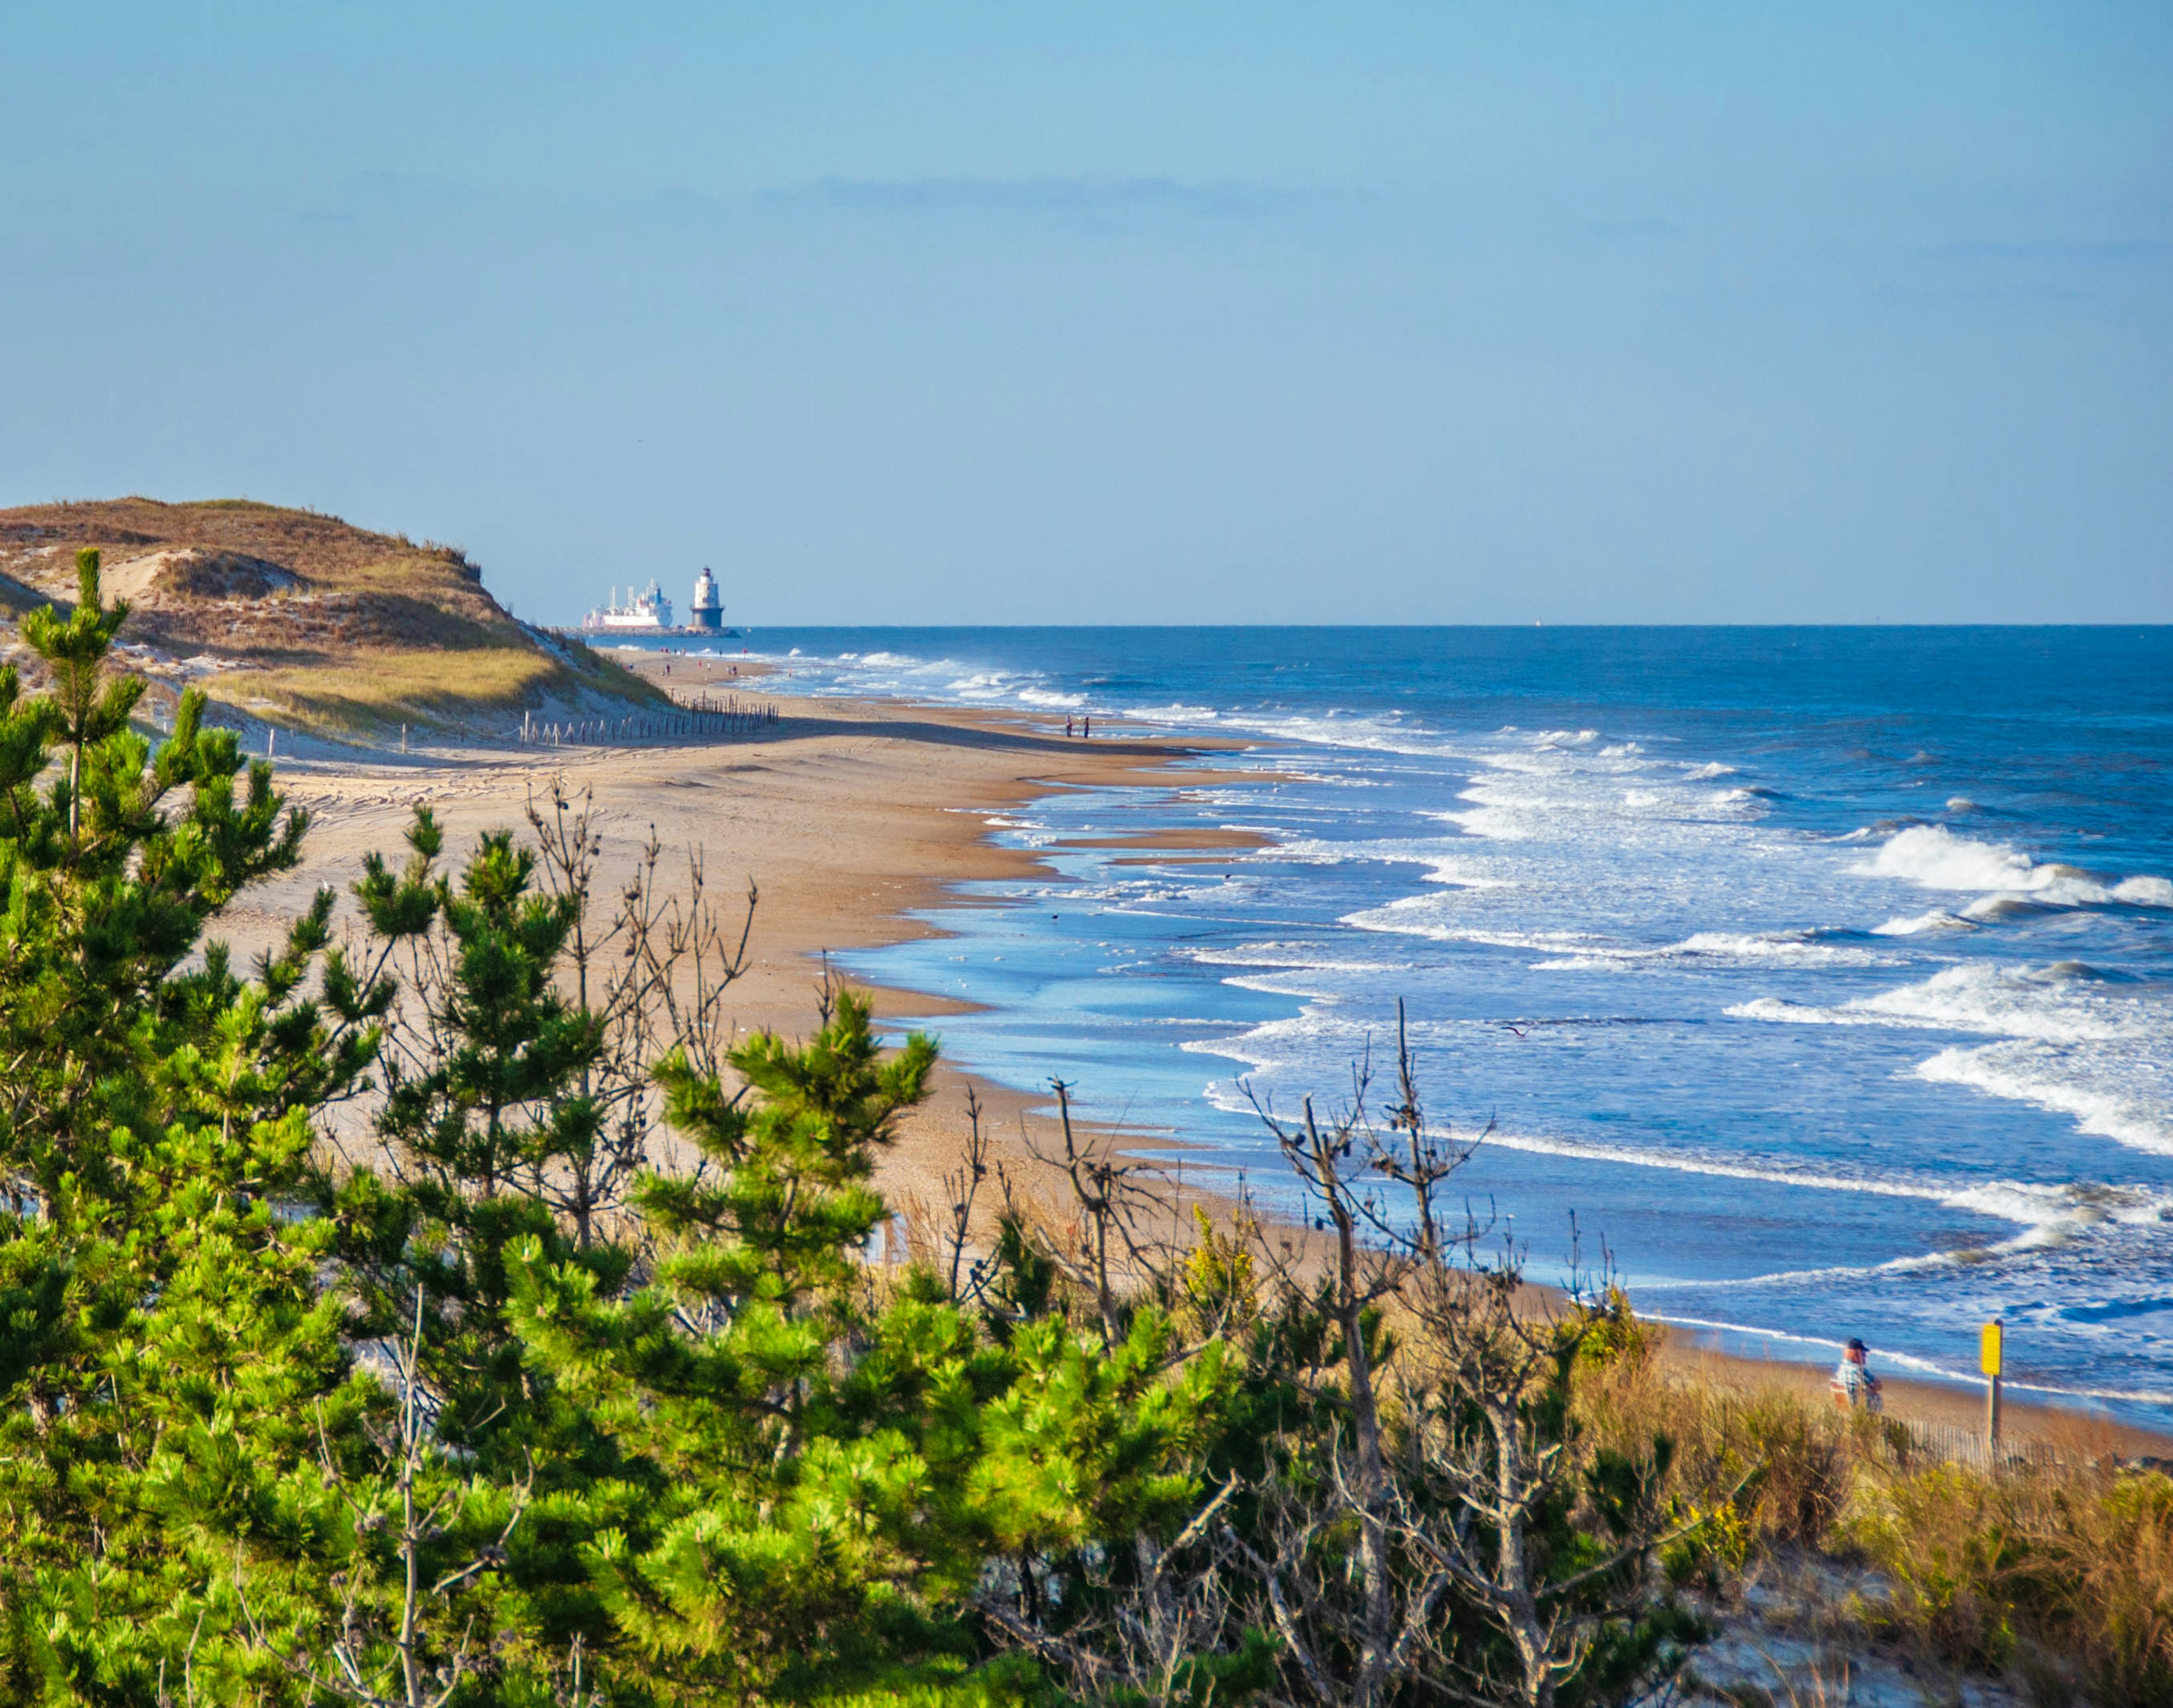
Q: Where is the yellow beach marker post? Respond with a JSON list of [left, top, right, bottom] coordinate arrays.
[[1981, 1320, 2004, 1445]]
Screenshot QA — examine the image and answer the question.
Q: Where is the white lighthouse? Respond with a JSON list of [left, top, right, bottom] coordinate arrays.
[[690, 565, 724, 633]]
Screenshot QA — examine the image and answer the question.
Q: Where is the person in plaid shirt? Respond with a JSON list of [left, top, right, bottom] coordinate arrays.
[[1832, 1337, 1884, 1412]]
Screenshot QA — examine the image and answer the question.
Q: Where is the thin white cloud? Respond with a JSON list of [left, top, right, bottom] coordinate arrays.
[[772, 174, 1299, 217]]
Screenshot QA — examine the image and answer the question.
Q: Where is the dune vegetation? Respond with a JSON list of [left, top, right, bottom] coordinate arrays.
[[0, 497, 661, 739]]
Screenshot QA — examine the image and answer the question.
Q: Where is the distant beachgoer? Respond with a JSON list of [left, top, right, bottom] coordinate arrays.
[[1083, 716, 1091, 739], [1066, 716, 1075, 737], [1831, 1337, 1884, 1413]]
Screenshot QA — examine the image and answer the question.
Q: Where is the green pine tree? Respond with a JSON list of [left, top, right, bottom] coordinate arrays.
[[0, 551, 393, 1700], [328, 813, 654, 1689], [509, 990, 1247, 1706]]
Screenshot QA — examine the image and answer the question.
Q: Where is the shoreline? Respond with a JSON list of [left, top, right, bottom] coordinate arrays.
[[257, 656, 2173, 1456]]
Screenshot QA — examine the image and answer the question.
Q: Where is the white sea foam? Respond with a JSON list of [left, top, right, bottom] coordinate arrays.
[[1871, 908, 1972, 936], [1681, 930, 1844, 960], [1219, 972, 1364, 999], [1463, 1127, 1954, 1203], [1340, 903, 1591, 949], [1186, 1075, 2170, 1259], [1919, 1042, 2173, 1156], [1854, 824, 2172, 910], [1188, 938, 1423, 1001], [1531, 930, 1895, 972], [1246, 835, 1511, 883], [1733, 963, 2173, 1156], [1857, 825, 2060, 891], [1209, 709, 1463, 759], [1461, 1129, 2166, 1234], [1185, 1013, 1333, 1075], [1047, 879, 1209, 906], [1259, 770, 1385, 789], [1729, 962, 2147, 1044], [1188, 943, 1414, 977], [1442, 783, 1557, 841]]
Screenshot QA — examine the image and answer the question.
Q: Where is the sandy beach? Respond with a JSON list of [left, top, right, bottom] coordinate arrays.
[[244, 655, 2173, 1458]]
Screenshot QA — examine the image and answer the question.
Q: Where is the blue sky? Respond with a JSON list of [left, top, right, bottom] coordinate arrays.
[[5, 3, 2168, 623]]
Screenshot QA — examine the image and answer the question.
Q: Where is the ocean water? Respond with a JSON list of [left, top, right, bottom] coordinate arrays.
[[645, 628, 2173, 1423]]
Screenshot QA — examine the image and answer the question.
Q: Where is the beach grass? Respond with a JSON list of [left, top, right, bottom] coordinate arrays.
[[217, 648, 562, 736], [218, 637, 664, 737], [1571, 1321, 2173, 1702]]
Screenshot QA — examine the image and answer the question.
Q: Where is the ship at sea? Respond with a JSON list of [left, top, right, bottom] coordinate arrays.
[[582, 579, 674, 633], [579, 568, 735, 636]]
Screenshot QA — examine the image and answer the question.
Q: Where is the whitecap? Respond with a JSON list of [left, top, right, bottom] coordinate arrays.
[[1451, 1130, 2170, 1251], [1853, 823, 2170, 911], [1187, 942, 1414, 977], [1918, 1043, 2173, 1157], [1733, 964, 2173, 1156], [1341, 904, 1588, 947], [1727, 963, 2145, 1044], [1528, 930, 1895, 973], [1870, 908, 1972, 936]]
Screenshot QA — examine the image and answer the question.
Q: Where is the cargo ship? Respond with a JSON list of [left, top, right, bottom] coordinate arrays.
[[582, 579, 675, 633]]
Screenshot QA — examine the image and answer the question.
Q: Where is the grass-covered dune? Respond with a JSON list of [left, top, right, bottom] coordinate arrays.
[[0, 496, 660, 741]]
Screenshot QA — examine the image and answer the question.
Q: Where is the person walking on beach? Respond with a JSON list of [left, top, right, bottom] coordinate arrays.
[[1066, 716, 1074, 738], [1831, 1337, 1884, 1412], [1082, 715, 1091, 739]]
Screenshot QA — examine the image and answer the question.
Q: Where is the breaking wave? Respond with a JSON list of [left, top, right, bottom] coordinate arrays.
[[1854, 825, 2173, 910]]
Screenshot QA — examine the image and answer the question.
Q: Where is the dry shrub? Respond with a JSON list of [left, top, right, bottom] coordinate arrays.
[[1570, 1319, 2173, 1702], [2055, 1470, 2173, 1705], [1571, 1331, 1854, 1553], [1843, 1460, 2173, 1705], [1844, 1461, 2021, 1670]]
